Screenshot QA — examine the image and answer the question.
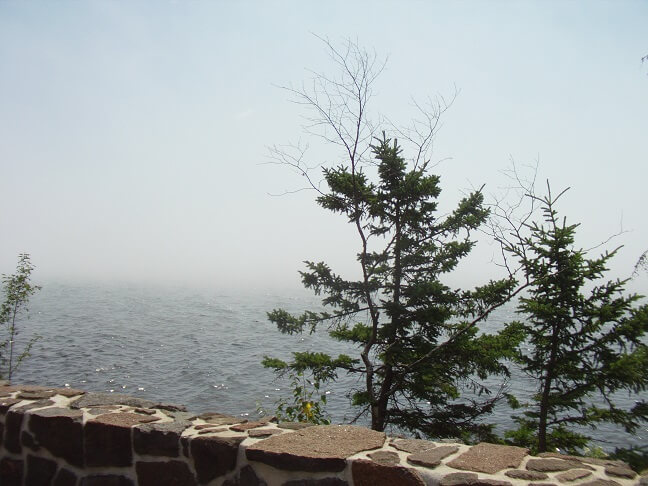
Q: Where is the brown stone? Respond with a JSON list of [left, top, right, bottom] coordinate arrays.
[[4, 409, 25, 453], [246, 425, 386, 472], [446, 443, 528, 474], [408, 445, 460, 468], [53, 468, 78, 486], [134, 407, 157, 415], [352, 459, 425, 486], [85, 413, 154, 467], [28, 407, 84, 466], [440, 472, 479, 486], [52, 387, 85, 397], [0, 458, 23, 486], [538, 453, 620, 468], [134, 420, 191, 457], [136, 460, 197, 486], [195, 424, 220, 430], [277, 421, 315, 430], [505, 469, 549, 480], [21, 430, 39, 450], [604, 464, 637, 479], [578, 481, 621, 486], [152, 402, 187, 412], [391, 438, 437, 453], [556, 469, 593, 482], [528, 483, 558, 486], [0, 397, 21, 414], [473, 481, 512, 486], [188, 435, 245, 483], [79, 475, 135, 486], [368, 450, 401, 466], [25, 455, 58, 485], [248, 428, 284, 438], [193, 411, 242, 425], [71, 392, 156, 409], [526, 458, 583, 472], [283, 479, 348, 486], [93, 411, 159, 426], [198, 427, 228, 435], [230, 420, 266, 432], [16, 389, 57, 399]]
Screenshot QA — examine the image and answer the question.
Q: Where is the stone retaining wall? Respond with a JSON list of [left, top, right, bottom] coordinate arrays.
[[0, 384, 644, 486]]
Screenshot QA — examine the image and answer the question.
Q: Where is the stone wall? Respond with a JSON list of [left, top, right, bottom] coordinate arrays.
[[0, 384, 644, 486]]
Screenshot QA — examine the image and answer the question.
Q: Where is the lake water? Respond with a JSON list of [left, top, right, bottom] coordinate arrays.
[[8, 281, 646, 452]]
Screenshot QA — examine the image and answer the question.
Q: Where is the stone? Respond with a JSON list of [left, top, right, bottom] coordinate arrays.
[[537, 453, 617, 468], [28, 407, 84, 467], [230, 420, 267, 432], [4, 409, 25, 453], [79, 475, 135, 486], [85, 413, 156, 467], [53, 468, 78, 486], [13, 398, 55, 411], [152, 402, 187, 412], [53, 387, 85, 397], [0, 397, 21, 414], [526, 458, 584, 472], [246, 425, 386, 472], [578, 481, 622, 486], [134, 407, 157, 415], [71, 392, 156, 409], [198, 427, 228, 434], [87, 405, 121, 415], [505, 469, 549, 480], [352, 459, 425, 486], [367, 450, 401, 466], [248, 428, 284, 438], [283, 479, 348, 486], [277, 421, 315, 430], [0, 458, 23, 486], [446, 443, 528, 474], [407, 445, 459, 468], [188, 435, 245, 483], [193, 411, 242, 425], [239, 465, 267, 486], [195, 424, 221, 430], [134, 420, 191, 457], [136, 460, 197, 486], [604, 464, 637, 479], [16, 389, 57, 399], [473, 481, 512, 486], [440, 472, 479, 486], [25, 455, 58, 485], [391, 438, 437, 453], [640, 474, 648, 486], [528, 483, 558, 486], [21, 430, 39, 450], [556, 469, 593, 482]]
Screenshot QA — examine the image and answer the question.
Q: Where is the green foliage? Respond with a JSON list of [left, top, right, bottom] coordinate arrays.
[[265, 135, 521, 439], [262, 364, 331, 425], [501, 187, 648, 453], [1, 253, 41, 381], [610, 445, 648, 473]]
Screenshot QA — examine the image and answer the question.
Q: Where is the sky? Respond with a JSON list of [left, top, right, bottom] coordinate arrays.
[[1, 1, 647, 293]]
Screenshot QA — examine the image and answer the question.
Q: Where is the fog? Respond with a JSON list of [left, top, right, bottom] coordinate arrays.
[[2, 1, 647, 294]]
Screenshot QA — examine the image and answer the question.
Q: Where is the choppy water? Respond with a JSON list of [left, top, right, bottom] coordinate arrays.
[[8, 282, 646, 452]]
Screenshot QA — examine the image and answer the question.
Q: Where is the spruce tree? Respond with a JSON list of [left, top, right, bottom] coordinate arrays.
[[503, 187, 648, 453], [265, 135, 522, 439]]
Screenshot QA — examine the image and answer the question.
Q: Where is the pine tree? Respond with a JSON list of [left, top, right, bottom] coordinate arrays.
[[265, 135, 522, 439], [503, 187, 648, 453]]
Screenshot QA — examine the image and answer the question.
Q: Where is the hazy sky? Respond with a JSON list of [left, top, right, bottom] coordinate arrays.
[[1, 1, 647, 293]]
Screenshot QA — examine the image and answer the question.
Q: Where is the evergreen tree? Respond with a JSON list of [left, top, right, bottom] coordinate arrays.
[[502, 187, 648, 453], [265, 135, 522, 439]]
